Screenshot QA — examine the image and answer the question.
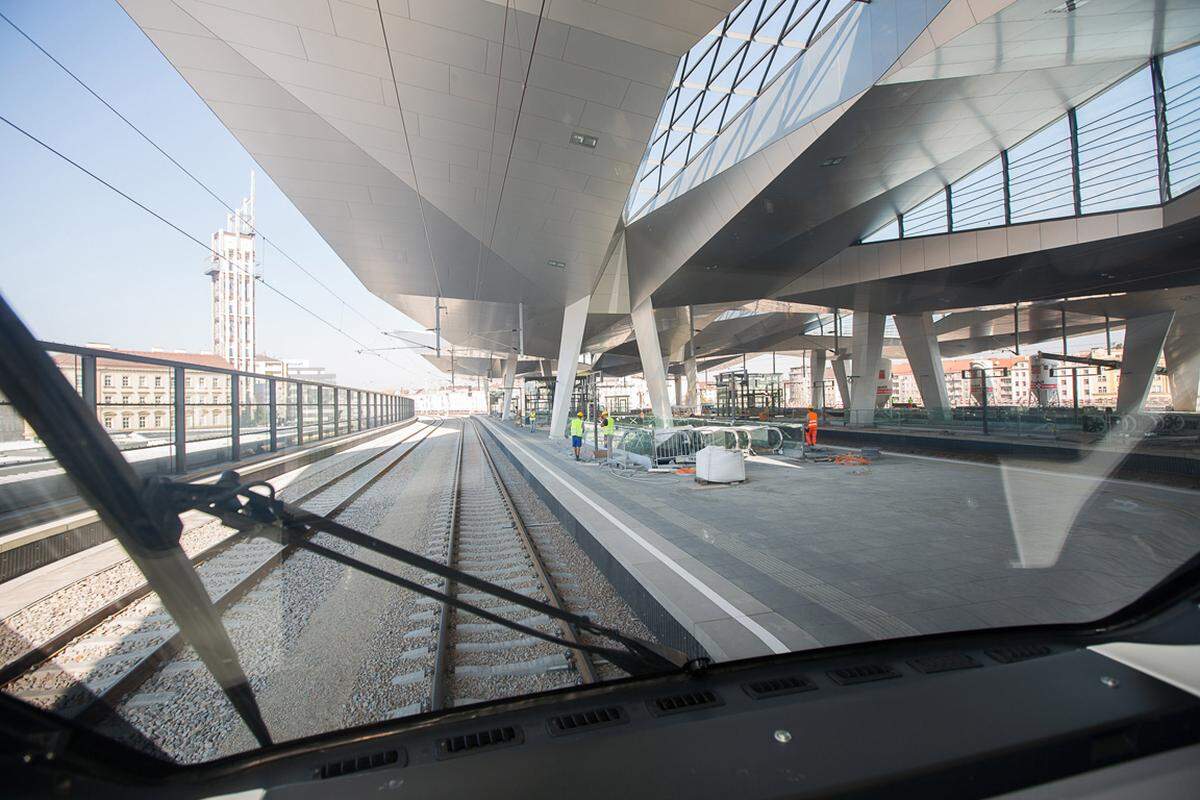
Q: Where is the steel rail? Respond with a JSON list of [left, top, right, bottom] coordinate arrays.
[[429, 418, 464, 712], [2, 420, 443, 708], [430, 418, 597, 712], [469, 417, 597, 684]]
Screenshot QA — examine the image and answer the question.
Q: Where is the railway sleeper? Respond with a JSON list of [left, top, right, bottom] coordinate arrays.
[[452, 653, 570, 678]]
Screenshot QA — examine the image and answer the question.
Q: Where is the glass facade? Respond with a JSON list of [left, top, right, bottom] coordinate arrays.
[[860, 46, 1199, 244], [629, 0, 860, 217]]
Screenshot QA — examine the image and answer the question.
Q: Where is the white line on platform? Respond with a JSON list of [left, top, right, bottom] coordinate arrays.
[[487, 422, 789, 655]]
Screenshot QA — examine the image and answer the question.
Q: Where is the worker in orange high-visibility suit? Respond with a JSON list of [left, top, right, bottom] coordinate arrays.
[[805, 409, 819, 447]]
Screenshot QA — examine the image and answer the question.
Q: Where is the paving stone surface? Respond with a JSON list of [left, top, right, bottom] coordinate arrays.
[[494, 422, 1200, 654]]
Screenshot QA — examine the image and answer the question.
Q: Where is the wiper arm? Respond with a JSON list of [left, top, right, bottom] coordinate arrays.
[[0, 293, 273, 748], [162, 472, 694, 677]]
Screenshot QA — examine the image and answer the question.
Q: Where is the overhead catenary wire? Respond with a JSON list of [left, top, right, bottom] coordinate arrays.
[[0, 9, 393, 337], [474, 0, 547, 341], [471, 0, 510, 304], [0, 112, 404, 371], [376, 0, 444, 302]]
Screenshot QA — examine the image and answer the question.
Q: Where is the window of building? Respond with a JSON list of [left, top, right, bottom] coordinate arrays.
[[861, 217, 900, 243], [121, 415, 131, 429], [902, 188, 948, 236], [950, 156, 1005, 230], [199, 376, 207, 388], [1008, 117, 1074, 223], [121, 375, 130, 387], [1076, 65, 1158, 214], [103, 375, 112, 388], [154, 375, 162, 388], [103, 415, 114, 429], [138, 414, 147, 428]]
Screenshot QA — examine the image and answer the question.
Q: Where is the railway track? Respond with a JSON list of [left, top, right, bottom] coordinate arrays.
[[0, 418, 444, 716], [425, 417, 597, 711]]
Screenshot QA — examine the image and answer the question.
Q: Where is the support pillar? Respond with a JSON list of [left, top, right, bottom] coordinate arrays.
[[684, 356, 700, 414], [895, 312, 950, 420], [673, 373, 682, 406], [809, 349, 827, 410], [831, 356, 850, 411], [549, 295, 589, 438], [848, 311, 886, 425], [500, 351, 517, 420], [1164, 314, 1200, 412], [1116, 311, 1174, 415], [631, 297, 673, 426]]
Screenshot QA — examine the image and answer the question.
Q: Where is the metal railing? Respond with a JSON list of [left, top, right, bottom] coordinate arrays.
[[0, 342, 414, 520]]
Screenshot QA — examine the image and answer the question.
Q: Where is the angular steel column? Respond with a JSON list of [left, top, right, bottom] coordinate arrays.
[[1164, 314, 1200, 412], [501, 351, 518, 420], [809, 349, 827, 410], [831, 356, 850, 411], [631, 297, 673, 426], [848, 311, 886, 424], [549, 295, 589, 439], [1116, 311, 1175, 414], [895, 312, 950, 420], [684, 355, 700, 413]]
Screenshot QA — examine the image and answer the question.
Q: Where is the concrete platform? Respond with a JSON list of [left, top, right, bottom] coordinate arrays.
[[480, 417, 1200, 662]]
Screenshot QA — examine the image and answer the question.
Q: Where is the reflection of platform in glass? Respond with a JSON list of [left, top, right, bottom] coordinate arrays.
[[481, 416, 1200, 663]]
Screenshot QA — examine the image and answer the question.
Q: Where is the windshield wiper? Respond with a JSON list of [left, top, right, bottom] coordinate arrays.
[[0, 293, 273, 747], [154, 471, 692, 677]]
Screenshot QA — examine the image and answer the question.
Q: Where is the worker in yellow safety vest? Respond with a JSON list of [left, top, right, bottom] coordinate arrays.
[[805, 408, 819, 447], [569, 411, 585, 461], [600, 410, 614, 457]]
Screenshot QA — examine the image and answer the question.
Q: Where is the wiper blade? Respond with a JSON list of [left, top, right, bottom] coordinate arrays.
[[0, 293, 272, 748], [163, 472, 693, 677]]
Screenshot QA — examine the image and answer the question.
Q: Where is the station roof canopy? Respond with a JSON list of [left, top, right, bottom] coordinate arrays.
[[121, 0, 1200, 366]]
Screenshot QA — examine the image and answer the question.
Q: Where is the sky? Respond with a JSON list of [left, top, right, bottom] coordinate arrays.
[[0, 0, 446, 391]]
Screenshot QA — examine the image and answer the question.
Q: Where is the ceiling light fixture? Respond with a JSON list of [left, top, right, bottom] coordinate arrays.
[[570, 132, 598, 149], [820, 156, 846, 167], [547, 259, 566, 269]]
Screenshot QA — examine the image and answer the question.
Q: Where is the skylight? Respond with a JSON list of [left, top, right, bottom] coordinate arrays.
[[626, 0, 859, 218]]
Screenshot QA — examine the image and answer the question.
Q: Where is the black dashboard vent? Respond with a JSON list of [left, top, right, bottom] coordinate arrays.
[[743, 675, 817, 699], [648, 689, 722, 716], [547, 706, 627, 736], [827, 663, 901, 685], [986, 644, 1052, 664], [909, 653, 982, 674], [317, 748, 402, 779], [436, 726, 522, 760]]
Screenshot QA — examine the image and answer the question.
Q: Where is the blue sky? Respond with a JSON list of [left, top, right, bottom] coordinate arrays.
[[0, 0, 444, 390]]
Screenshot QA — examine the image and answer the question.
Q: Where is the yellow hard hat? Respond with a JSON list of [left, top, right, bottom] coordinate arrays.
[[577, 411, 583, 417]]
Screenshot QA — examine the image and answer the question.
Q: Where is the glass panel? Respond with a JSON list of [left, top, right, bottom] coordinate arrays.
[[1008, 116, 1074, 223], [861, 217, 900, 243], [1077, 66, 1159, 214], [277, 380, 299, 450], [184, 369, 231, 471], [239, 376, 271, 459], [320, 386, 335, 438], [301, 384, 319, 443], [950, 155, 1005, 230], [90, 357, 177, 477], [901, 188, 947, 237], [626, 0, 859, 216], [1163, 43, 1200, 196]]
